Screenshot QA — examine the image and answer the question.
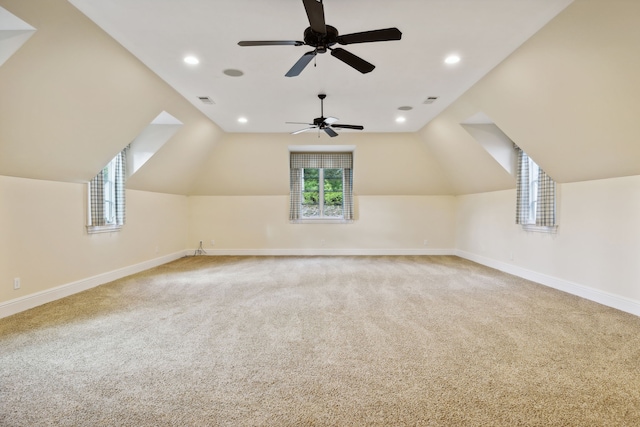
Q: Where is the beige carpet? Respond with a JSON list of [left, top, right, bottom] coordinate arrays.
[[1, 255, 640, 426]]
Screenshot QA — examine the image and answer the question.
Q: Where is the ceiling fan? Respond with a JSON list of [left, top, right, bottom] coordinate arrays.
[[238, 0, 402, 77], [288, 94, 364, 137]]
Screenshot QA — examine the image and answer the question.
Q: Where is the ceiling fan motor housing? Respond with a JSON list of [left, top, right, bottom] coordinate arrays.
[[304, 25, 339, 53], [313, 117, 327, 127]]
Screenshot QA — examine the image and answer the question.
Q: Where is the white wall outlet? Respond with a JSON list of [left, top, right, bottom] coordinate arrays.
[[155, 245, 159, 253], [320, 239, 326, 247], [13, 278, 20, 290], [423, 240, 429, 246], [210, 240, 215, 246]]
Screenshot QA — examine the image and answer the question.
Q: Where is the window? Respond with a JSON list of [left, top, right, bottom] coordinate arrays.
[[290, 152, 353, 222], [102, 159, 117, 224], [301, 168, 344, 218], [515, 146, 557, 230], [527, 156, 539, 225], [87, 148, 127, 233]]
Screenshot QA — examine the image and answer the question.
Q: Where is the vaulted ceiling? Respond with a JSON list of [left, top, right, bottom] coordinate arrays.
[[67, 0, 572, 134]]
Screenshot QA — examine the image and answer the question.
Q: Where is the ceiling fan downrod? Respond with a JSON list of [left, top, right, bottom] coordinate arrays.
[[319, 93, 326, 118]]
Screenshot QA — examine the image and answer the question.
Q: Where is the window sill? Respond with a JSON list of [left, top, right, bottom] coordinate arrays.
[[521, 224, 557, 234], [290, 219, 354, 224], [86, 224, 123, 234]]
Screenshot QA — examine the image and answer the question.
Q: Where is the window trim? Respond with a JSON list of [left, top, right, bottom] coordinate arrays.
[[291, 218, 354, 224], [86, 223, 123, 234], [522, 224, 558, 234]]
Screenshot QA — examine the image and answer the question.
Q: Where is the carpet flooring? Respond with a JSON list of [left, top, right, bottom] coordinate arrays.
[[1, 255, 640, 426]]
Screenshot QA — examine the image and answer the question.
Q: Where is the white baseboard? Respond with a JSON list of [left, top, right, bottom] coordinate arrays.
[[6, 248, 636, 320], [455, 250, 640, 317], [188, 248, 455, 256], [0, 250, 189, 319]]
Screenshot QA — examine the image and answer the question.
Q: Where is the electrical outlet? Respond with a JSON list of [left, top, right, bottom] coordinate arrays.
[[210, 240, 215, 246], [423, 240, 429, 246], [13, 278, 20, 290]]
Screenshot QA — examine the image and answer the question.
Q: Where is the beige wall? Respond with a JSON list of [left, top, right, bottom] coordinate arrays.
[[0, 175, 188, 305], [186, 130, 457, 254], [189, 132, 453, 196], [188, 195, 456, 253], [4, 171, 638, 313], [456, 175, 640, 302]]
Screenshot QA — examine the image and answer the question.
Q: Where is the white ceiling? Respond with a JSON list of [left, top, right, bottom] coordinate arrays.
[[68, 0, 572, 134]]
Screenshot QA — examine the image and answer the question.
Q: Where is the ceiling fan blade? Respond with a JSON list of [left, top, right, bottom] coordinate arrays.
[[292, 127, 317, 135], [324, 116, 338, 124], [303, 0, 326, 34], [285, 51, 316, 77], [324, 127, 339, 137], [286, 121, 314, 125], [330, 48, 375, 74], [331, 124, 364, 130], [238, 40, 304, 47], [337, 28, 402, 45]]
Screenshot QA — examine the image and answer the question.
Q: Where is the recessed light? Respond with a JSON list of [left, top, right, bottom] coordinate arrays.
[[395, 117, 406, 123], [238, 117, 248, 123], [445, 54, 461, 65], [224, 69, 244, 77], [184, 56, 199, 65], [398, 106, 413, 111]]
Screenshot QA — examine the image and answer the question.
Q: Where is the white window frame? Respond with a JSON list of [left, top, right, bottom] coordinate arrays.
[[102, 161, 117, 225], [526, 157, 539, 226], [301, 167, 345, 221]]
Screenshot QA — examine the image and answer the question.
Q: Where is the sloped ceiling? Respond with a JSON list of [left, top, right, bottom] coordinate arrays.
[[0, 6, 36, 67], [418, 0, 640, 194], [0, 0, 223, 194], [1, 0, 638, 197], [467, 0, 640, 185]]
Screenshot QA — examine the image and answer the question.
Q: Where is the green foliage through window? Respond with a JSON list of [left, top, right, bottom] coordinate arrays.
[[301, 168, 344, 218]]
